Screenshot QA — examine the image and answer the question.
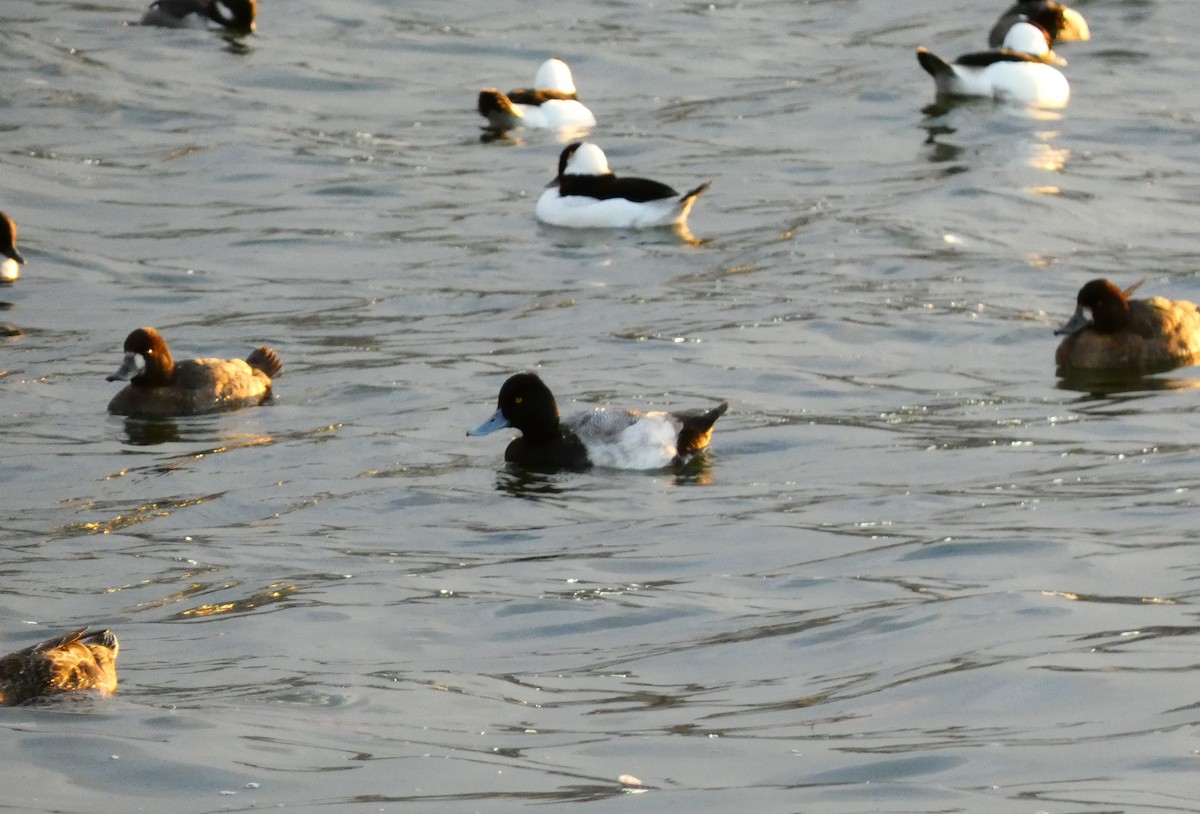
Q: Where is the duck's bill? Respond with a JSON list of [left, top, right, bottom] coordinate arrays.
[[1054, 307, 1091, 336], [106, 352, 141, 382], [467, 408, 510, 436]]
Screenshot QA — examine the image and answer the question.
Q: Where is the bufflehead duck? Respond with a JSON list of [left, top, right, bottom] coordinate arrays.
[[0, 212, 24, 284], [0, 629, 118, 706], [989, 0, 1090, 47], [479, 58, 596, 133], [468, 371, 728, 470], [106, 326, 282, 416], [536, 142, 711, 229], [1055, 279, 1200, 372], [140, 0, 256, 33], [917, 21, 1070, 108]]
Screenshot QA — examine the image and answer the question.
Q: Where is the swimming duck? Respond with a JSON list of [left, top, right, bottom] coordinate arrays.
[[106, 326, 282, 416], [140, 0, 256, 33], [0, 212, 24, 284], [478, 58, 596, 132], [536, 142, 711, 229], [917, 21, 1070, 108], [1054, 279, 1200, 372], [468, 371, 728, 470], [0, 629, 118, 706], [988, 0, 1090, 47]]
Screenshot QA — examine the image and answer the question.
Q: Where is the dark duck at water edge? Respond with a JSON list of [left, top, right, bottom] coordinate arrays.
[[1054, 279, 1200, 373], [106, 326, 282, 416], [536, 142, 711, 229], [0, 212, 25, 284], [140, 0, 256, 33], [988, 0, 1090, 47], [0, 629, 119, 706], [468, 372, 728, 470]]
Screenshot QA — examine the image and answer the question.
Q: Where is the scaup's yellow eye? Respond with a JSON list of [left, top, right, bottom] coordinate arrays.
[[514, 396, 523, 404]]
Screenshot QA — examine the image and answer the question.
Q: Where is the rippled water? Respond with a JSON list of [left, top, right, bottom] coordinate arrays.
[[4, 0, 1200, 811]]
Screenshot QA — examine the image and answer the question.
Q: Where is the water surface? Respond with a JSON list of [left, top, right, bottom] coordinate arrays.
[[3, 1, 1200, 811]]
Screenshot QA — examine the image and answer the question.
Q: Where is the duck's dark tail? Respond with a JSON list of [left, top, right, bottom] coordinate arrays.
[[916, 47, 953, 78], [247, 346, 283, 379], [683, 181, 712, 204], [674, 401, 729, 457]]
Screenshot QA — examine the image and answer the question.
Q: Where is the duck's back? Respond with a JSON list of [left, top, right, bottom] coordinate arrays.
[[0, 629, 118, 706], [1056, 297, 1200, 370], [109, 357, 275, 416]]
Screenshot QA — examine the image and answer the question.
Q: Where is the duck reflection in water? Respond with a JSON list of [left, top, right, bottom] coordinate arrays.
[[121, 415, 183, 445]]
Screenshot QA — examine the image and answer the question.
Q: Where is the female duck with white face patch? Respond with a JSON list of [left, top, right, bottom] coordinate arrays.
[[106, 327, 282, 416], [140, 0, 256, 33], [536, 142, 711, 229], [479, 58, 596, 134], [468, 371, 728, 471], [916, 21, 1069, 108], [1054, 279, 1200, 373]]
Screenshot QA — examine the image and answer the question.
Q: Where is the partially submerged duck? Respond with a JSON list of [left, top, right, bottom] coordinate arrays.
[[1055, 279, 1200, 372], [536, 142, 710, 229], [140, 0, 256, 33], [0, 629, 119, 706], [106, 326, 282, 416], [989, 0, 1089, 47], [0, 212, 25, 284], [917, 21, 1070, 108], [468, 371, 728, 470], [478, 58, 596, 133]]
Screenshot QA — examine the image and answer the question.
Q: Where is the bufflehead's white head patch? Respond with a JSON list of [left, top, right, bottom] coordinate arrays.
[[564, 142, 610, 176], [533, 58, 578, 95], [1004, 21, 1056, 60]]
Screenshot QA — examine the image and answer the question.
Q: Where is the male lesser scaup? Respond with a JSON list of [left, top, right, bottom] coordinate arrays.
[[917, 22, 1070, 108], [140, 0, 256, 33], [0, 629, 118, 706], [0, 212, 24, 284], [478, 57, 596, 133], [468, 371, 728, 470], [1054, 279, 1200, 372], [988, 0, 1090, 47], [536, 142, 711, 229], [106, 326, 282, 416]]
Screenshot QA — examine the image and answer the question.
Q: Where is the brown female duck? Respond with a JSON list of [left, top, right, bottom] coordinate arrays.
[[107, 326, 282, 416], [0, 629, 119, 706], [1055, 279, 1200, 372]]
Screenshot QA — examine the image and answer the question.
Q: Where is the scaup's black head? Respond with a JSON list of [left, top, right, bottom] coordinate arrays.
[[469, 372, 560, 438], [1055, 279, 1138, 336], [107, 326, 175, 386], [468, 372, 589, 469]]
